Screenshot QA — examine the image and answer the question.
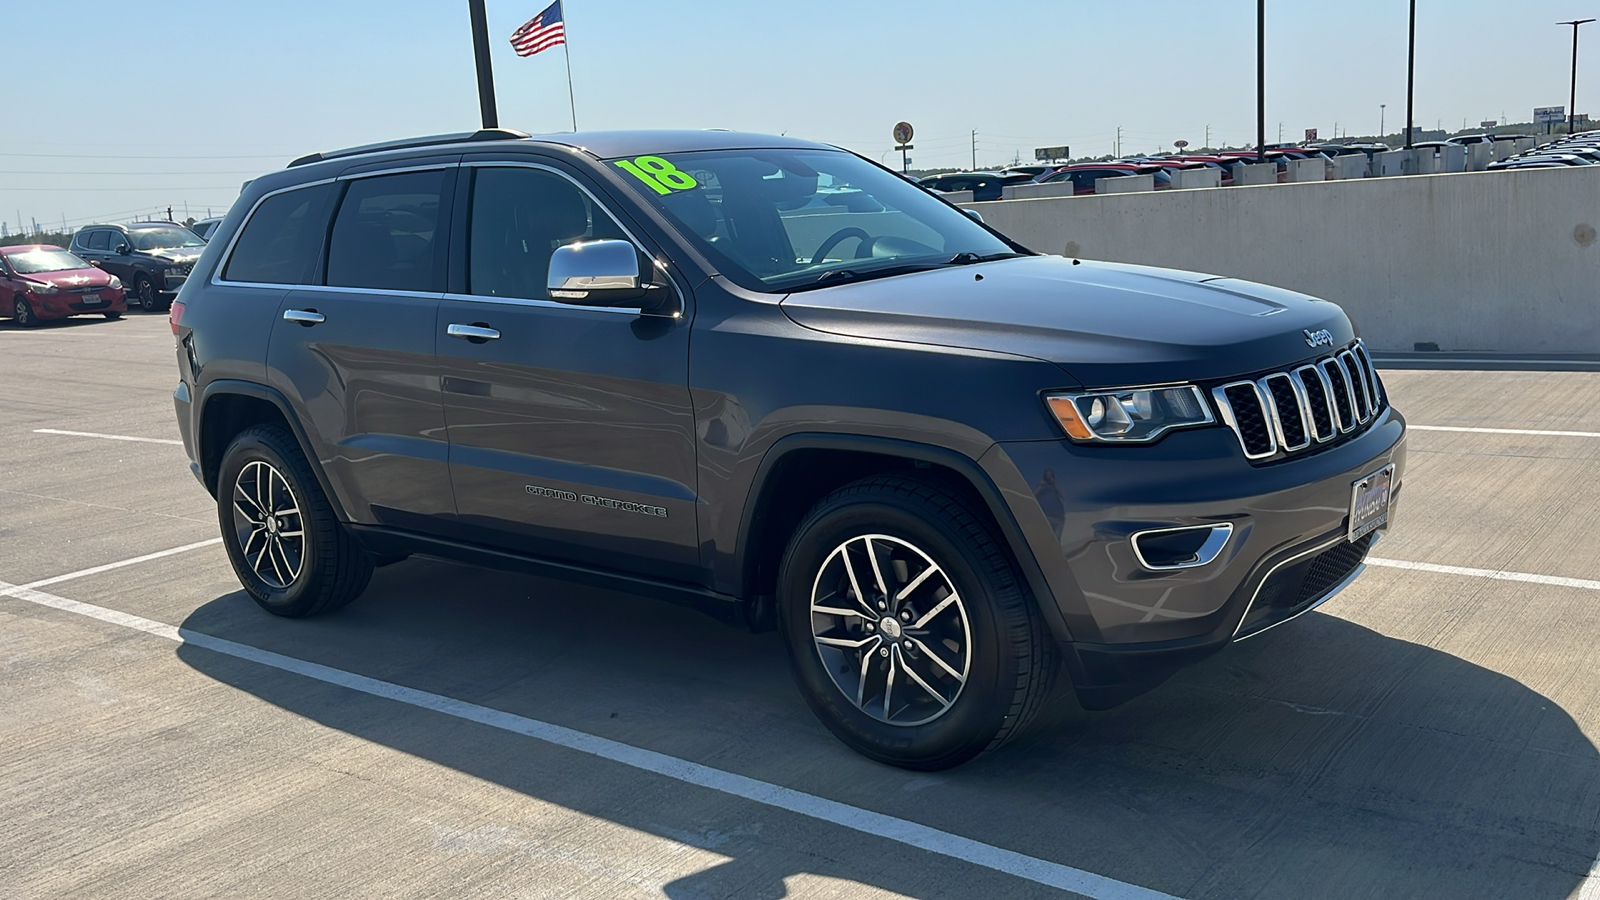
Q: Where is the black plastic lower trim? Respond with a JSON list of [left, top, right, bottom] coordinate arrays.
[[347, 524, 745, 626]]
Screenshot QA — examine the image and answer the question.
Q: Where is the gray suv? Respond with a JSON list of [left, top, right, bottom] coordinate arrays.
[[171, 129, 1406, 769]]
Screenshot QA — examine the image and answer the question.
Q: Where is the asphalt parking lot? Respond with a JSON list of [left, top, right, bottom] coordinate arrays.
[[2, 312, 1597, 900]]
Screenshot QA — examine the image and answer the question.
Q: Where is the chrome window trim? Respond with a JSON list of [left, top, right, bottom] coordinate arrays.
[[1257, 372, 1311, 452], [1231, 532, 1378, 640], [1212, 380, 1278, 459], [1130, 522, 1235, 571], [441, 291, 640, 315]]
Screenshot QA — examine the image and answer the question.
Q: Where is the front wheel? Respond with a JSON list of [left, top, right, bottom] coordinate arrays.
[[217, 424, 373, 617], [134, 275, 165, 312], [12, 297, 37, 327], [778, 476, 1057, 770]]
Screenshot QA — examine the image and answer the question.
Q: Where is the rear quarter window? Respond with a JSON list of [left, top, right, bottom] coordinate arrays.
[[223, 183, 337, 284]]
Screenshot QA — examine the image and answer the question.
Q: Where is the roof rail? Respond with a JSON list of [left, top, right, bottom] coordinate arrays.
[[287, 128, 531, 168]]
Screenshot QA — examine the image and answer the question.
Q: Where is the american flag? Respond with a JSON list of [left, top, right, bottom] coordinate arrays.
[[510, 1, 566, 57]]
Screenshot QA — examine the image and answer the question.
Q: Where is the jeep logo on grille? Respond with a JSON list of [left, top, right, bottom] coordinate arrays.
[[1303, 329, 1335, 348]]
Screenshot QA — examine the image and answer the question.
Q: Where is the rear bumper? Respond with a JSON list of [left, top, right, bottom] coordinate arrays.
[[980, 406, 1406, 707]]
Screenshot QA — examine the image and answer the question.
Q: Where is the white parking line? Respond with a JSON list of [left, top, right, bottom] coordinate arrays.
[[1582, 853, 1600, 900], [12, 538, 222, 593], [1407, 425, 1600, 439], [33, 428, 184, 446], [0, 565, 1176, 900], [1366, 557, 1600, 592]]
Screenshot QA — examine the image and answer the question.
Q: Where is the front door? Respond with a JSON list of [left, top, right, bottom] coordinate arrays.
[[435, 163, 700, 582], [262, 167, 457, 530]]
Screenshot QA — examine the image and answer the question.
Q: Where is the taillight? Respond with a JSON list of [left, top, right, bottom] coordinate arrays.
[[169, 300, 186, 336]]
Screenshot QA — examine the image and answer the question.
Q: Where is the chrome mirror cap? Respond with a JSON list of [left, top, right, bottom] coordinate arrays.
[[547, 239, 646, 305]]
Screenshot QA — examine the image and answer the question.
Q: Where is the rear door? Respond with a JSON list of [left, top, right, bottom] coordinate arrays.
[[434, 161, 700, 582], [263, 164, 458, 530]]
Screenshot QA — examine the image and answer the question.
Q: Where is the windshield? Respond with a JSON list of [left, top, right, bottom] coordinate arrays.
[[130, 227, 206, 251], [611, 148, 1023, 292], [3, 248, 91, 274]]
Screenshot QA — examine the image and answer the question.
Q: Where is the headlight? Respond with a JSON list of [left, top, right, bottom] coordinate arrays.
[[166, 266, 186, 276], [1046, 385, 1215, 443], [22, 280, 59, 295], [107, 275, 123, 289]]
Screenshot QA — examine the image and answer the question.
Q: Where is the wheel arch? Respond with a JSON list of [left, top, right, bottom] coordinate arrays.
[[197, 380, 349, 522], [734, 434, 1073, 643]]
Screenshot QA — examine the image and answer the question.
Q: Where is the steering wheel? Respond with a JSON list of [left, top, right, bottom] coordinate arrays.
[[809, 227, 875, 266]]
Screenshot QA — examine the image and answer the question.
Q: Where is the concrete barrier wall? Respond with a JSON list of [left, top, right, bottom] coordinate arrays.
[[1097, 174, 1154, 194], [963, 168, 1600, 354]]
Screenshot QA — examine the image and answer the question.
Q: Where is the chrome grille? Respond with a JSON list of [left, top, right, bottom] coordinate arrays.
[[1213, 340, 1386, 462]]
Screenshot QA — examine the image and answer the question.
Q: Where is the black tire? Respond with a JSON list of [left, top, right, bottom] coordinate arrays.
[[217, 424, 373, 617], [777, 475, 1058, 770], [12, 297, 37, 327], [102, 311, 123, 320], [134, 274, 165, 312]]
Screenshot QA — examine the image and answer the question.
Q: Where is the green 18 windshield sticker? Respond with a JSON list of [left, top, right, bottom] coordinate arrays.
[[616, 156, 699, 195]]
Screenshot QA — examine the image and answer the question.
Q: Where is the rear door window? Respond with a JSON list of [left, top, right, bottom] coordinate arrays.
[[325, 170, 449, 293], [222, 183, 337, 285], [87, 230, 111, 251]]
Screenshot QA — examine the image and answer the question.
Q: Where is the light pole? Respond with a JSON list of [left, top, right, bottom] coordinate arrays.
[[1257, 0, 1266, 163], [1561, 19, 1596, 135], [1405, 0, 1416, 148], [467, 0, 499, 129], [1380, 104, 1387, 139]]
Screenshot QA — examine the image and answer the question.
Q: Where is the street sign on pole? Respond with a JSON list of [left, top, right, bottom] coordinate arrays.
[[893, 122, 914, 173], [1304, 128, 1319, 142], [1033, 145, 1070, 161], [1173, 140, 1190, 150], [1536, 106, 1567, 134]]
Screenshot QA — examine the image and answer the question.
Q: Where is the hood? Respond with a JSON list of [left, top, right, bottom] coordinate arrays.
[[25, 267, 116, 290], [142, 247, 204, 264], [778, 256, 1355, 388]]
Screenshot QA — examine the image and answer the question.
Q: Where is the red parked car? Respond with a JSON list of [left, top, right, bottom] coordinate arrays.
[[1034, 163, 1174, 195], [1, 244, 128, 326]]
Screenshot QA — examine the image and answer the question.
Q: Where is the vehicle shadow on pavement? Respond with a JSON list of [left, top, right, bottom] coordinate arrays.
[[176, 558, 1599, 900]]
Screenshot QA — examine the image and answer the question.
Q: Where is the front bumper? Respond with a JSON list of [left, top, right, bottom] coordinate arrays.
[[29, 289, 128, 318], [162, 271, 190, 292], [982, 406, 1406, 707]]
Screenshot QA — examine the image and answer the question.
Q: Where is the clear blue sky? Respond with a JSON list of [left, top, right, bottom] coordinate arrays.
[[5, 0, 1597, 232]]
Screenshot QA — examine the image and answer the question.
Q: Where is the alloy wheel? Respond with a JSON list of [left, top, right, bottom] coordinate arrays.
[[231, 460, 306, 589], [14, 298, 33, 327], [809, 534, 972, 726]]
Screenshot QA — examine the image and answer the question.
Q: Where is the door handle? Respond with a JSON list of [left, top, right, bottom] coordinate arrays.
[[283, 309, 325, 326], [447, 323, 501, 342]]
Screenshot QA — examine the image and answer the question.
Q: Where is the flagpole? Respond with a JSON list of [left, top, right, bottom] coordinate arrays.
[[562, 14, 577, 132]]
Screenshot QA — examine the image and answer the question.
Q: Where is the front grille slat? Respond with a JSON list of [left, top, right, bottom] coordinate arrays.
[[1214, 340, 1386, 463]]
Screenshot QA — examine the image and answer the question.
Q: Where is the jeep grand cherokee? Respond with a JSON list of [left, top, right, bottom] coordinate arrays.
[[171, 129, 1405, 769]]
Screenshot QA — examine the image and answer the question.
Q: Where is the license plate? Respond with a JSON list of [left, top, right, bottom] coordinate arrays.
[[80, 294, 101, 305], [1348, 464, 1394, 541]]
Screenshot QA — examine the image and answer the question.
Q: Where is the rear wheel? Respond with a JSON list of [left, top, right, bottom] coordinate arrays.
[[778, 475, 1057, 770], [217, 424, 373, 617], [12, 297, 37, 327]]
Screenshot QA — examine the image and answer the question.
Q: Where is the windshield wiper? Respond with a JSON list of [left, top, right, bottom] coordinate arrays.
[[945, 251, 1024, 265], [790, 262, 945, 291]]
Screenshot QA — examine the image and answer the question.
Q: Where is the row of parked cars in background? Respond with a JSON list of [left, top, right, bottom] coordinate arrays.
[[915, 132, 1567, 197], [1482, 131, 1600, 170], [1, 218, 219, 326]]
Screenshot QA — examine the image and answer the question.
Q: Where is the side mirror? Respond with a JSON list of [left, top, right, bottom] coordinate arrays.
[[547, 239, 654, 308], [963, 209, 985, 224], [115, 243, 131, 255], [89, 260, 103, 268]]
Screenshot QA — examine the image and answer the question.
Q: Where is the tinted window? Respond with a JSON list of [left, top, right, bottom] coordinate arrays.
[[326, 170, 448, 292], [87, 230, 111, 251], [467, 167, 629, 301], [223, 183, 336, 284]]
